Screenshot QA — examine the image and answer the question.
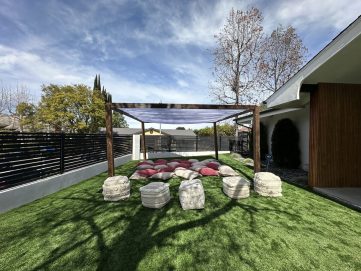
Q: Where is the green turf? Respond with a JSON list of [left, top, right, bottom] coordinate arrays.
[[0, 154, 360, 271]]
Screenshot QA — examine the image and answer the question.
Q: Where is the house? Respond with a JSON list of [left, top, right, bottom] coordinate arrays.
[[100, 127, 196, 137], [236, 16, 361, 188]]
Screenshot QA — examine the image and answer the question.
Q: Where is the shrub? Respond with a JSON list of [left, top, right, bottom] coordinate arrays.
[[271, 118, 300, 168]]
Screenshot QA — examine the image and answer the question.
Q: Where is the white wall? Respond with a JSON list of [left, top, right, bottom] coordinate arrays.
[[261, 104, 310, 171]]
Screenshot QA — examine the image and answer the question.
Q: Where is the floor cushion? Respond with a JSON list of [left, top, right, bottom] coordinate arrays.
[[158, 167, 175, 173], [206, 162, 220, 170], [154, 164, 168, 170], [150, 172, 175, 180], [218, 165, 239, 176], [174, 168, 200, 180], [137, 164, 154, 170], [137, 169, 158, 177], [199, 167, 219, 176]]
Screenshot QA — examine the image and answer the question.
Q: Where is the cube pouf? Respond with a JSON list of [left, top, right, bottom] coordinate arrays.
[[222, 176, 250, 199], [254, 172, 282, 197], [102, 176, 130, 201], [178, 179, 205, 210], [140, 182, 170, 208]]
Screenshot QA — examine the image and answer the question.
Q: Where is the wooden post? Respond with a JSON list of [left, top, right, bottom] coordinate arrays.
[[105, 102, 114, 177], [141, 122, 147, 160], [253, 105, 261, 173], [213, 122, 219, 160]]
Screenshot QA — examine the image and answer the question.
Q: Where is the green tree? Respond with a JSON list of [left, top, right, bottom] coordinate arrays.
[[16, 102, 40, 132], [113, 111, 129, 128], [195, 123, 236, 136], [37, 84, 105, 133]]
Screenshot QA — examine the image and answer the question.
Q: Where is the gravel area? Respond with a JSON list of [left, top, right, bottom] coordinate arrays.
[[262, 164, 308, 187]]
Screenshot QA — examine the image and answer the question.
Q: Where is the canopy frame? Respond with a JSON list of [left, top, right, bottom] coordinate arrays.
[[105, 101, 260, 176]]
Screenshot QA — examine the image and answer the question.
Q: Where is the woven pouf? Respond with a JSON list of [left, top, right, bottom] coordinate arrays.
[[254, 172, 282, 197], [102, 176, 130, 201], [140, 182, 170, 208], [222, 176, 250, 199], [179, 179, 205, 210]]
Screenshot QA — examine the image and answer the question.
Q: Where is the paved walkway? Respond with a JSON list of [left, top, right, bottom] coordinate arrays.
[[314, 187, 361, 211]]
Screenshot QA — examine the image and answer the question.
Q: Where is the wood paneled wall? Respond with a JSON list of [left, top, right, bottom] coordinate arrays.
[[309, 83, 361, 187]]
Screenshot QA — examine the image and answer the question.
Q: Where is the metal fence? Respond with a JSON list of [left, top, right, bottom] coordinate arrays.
[[141, 135, 247, 153], [0, 132, 132, 190]]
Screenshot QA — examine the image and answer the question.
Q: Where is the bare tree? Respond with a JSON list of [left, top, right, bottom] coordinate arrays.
[[211, 7, 263, 105], [258, 25, 308, 94]]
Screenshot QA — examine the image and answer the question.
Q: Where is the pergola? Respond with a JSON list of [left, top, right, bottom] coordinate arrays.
[[105, 100, 260, 176]]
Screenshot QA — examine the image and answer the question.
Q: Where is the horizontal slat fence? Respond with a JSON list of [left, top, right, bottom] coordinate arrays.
[[0, 132, 132, 190], [141, 135, 245, 153]]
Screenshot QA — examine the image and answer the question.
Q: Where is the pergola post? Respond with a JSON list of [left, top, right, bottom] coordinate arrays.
[[141, 122, 147, 160], [253, 105, 261, 172], [105, 102, 114, 177], [213, 122, 219, 160]]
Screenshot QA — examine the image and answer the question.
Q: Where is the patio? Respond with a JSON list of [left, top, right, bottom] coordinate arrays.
[[0, 154, 360, 271]]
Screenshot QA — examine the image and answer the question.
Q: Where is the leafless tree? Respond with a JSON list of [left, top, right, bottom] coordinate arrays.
[[210, 7, 263, 105], [258, 25, 308, 94]]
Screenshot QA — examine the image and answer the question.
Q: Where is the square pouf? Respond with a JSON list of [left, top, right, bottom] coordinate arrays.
[[179, 179, 205, 210], [254, 172, 282, 197], [102, 176, 130, 201], [140, 182, 170, 208], [223, 176, 250, 199]]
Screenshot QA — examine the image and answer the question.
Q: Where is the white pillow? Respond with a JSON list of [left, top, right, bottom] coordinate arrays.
[[137, 164, 154, 170], [154, 164, 168, 170], [190, 165, 207, 172], [129, 171, 147, 180], [218, 165, 239, 176], [150, 172, 175, 180], [174, 169, 200, 180], [167, 161, 180, 168]]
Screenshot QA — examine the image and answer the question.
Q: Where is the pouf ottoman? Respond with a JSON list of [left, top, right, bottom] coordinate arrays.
[[140, 182, 170, 208], [254, 172, 282, 197], [178, 179, 205, 210], [222, 176, 250, 199], [102, 176, 130, 201]]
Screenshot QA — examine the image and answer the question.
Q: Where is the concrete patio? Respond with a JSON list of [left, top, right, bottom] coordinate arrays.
[[314, 187, 361, 211]]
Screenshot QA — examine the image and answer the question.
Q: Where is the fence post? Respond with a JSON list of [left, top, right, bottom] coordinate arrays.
[[60, 133, 65, 174], [219, 136, 222, 151], [195, 135, 198, 152]]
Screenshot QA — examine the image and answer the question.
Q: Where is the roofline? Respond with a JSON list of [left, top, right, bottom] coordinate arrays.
[[266, 15, 361, 107]]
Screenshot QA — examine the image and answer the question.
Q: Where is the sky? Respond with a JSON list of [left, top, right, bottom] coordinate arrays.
[[0, 0, 360, 129]]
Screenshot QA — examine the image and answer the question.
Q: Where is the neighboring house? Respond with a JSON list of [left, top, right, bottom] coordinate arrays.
[[0, 115, 19, 131], [100, 127, 196, 137], [236, 16, 361, 188]]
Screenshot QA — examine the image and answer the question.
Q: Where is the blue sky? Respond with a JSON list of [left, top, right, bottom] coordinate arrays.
[[1, 0, 360, 128]]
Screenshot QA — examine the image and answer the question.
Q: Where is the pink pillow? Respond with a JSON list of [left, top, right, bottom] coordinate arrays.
[[199, 167, 219, 176], [137, 161, 153, 166], [137, 169, 158, 177], [158, 167, 175, 173], [206, 162, 219, 170]]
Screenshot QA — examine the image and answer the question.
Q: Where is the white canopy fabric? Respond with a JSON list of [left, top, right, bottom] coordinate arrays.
[[117, 108, 246, 124]]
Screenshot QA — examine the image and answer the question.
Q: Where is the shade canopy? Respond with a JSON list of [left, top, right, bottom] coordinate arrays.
[[112, 103, 253, 124]]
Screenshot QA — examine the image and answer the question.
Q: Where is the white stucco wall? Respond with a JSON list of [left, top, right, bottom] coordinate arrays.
[[261, 104, 310, 171]]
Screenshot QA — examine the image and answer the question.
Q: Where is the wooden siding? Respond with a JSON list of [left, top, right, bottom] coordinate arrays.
[[309, 83, 361, 187]]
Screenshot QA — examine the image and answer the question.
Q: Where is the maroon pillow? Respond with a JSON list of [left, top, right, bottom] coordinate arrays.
[[206, 162, 219, 170], [158, 167, 174, 173], [199, 167, 219, 176], [179, 160, 191, 164], [137, 169, 158, 177], [154, 159, 167, 165], [137, 161, 153, 166]]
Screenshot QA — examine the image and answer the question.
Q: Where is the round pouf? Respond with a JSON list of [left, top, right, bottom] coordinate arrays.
[[179, 179, 205, 210], [222, 176, 250, 199], [102, 176, 130, 201], [140, 182, 170, 208], [254, 172, 282, 197]]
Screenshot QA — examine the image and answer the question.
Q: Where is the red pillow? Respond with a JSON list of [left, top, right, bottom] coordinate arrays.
[[206, 162, 219, 170], [158, 167, 174, 173], [154, 159, 167, 165], [199, 167, 219, 176], [137, 169, 158, 177]]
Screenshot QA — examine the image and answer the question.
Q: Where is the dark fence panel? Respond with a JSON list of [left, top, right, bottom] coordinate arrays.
[[0, 132, 132, 190], [141, 135, 238, 152]]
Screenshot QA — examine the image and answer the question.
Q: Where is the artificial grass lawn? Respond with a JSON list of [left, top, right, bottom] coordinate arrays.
[[0, 155, 360, 271]]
